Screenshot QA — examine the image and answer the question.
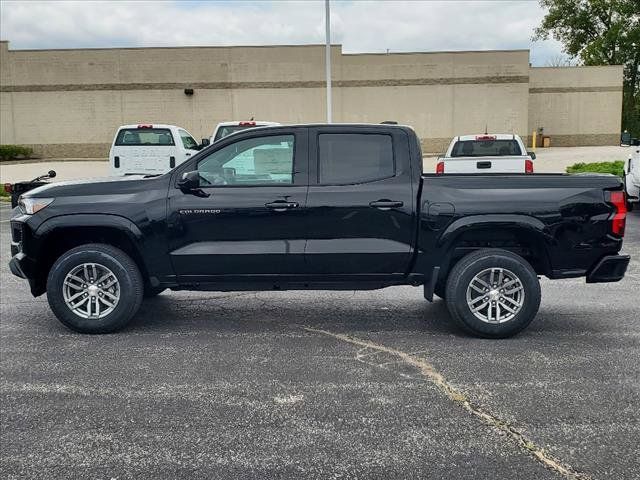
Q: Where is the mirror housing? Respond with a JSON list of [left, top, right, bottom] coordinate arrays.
[[177, 170, 199, 191], [632, 138, 640, 146], [527, 151, 536, 160], [201, 138, 210, 147], [48, 170, 57, 178]]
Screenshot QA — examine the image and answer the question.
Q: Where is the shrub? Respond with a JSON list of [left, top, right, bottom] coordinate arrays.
[[566, 161, 625, 177], [0, 145, 34, 161]]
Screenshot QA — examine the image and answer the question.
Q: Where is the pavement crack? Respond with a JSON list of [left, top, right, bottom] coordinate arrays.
[[303, 326, 592, 480]]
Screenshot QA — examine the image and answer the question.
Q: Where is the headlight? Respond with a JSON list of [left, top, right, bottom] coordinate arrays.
[[18, 197, 54, 215]]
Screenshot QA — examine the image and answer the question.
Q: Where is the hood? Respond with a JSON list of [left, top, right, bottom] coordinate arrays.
[[23, 174, 160, 198]]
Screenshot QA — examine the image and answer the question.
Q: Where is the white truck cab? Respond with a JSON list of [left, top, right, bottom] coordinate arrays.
[[437, 134, 535, 174], [211, 121, 280, 143], [109, 124, 205, 176], [624, 140, 640, 210]]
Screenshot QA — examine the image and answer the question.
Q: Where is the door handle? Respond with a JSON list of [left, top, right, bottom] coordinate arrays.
[[369, 199, 403, 210], [265, 201, 299, 212]]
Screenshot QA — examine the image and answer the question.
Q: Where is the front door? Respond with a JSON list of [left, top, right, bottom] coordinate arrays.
[[177, 128, 201, 167], [167, 128, 308, 282]]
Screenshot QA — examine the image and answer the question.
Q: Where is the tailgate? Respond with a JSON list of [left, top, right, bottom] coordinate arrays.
[[112, 146, 175, 174], [443, 156, 527, 174]]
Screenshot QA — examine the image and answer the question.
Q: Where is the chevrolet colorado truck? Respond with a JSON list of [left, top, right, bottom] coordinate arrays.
[[8, 124, 630, 338]]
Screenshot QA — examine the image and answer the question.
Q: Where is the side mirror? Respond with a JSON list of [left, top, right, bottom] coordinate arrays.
[[527, 151, 536, 160], [201, 138, 210, 147], [48, 170, 57, 178], [632, 139, 640, 146], [177, 170, 199, 191]]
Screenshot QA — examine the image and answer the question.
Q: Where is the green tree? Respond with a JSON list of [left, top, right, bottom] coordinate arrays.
[[534, 0, 640, 137]]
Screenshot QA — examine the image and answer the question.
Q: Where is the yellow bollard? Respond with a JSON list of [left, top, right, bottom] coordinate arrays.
[[531, 130, 537, 152]]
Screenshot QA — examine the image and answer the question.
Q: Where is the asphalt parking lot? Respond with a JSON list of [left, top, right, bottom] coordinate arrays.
[[1, 203, 639, 479]]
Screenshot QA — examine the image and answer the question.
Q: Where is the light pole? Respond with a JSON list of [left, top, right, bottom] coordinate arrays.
[[325, 0, 332, 123]]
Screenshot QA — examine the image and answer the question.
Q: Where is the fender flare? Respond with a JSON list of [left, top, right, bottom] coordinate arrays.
[[436, 214, 552, 273], [34, 213, 144, 242]]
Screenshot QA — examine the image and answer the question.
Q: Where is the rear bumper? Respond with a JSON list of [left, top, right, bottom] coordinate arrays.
[[586, 255, 630, 283]]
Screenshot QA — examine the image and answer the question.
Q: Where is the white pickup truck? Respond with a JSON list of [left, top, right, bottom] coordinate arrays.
[[210, 121, 280, 143], [624, 140, 640, 211], [109, 124, 207, 176], [436, 134, 535, 174]]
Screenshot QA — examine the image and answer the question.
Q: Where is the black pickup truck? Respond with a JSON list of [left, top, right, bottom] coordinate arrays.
[[8, 124, 630, 338]]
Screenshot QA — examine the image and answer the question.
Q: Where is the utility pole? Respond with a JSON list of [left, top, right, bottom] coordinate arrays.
[[325, 0, 332, 123]]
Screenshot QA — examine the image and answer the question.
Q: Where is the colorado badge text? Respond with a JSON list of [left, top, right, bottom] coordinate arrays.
[[178, 209, 221, 215]]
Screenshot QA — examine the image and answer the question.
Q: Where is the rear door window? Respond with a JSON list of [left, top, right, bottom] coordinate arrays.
[[318, 133, 394, 184], [115, 128, 175, 146], [451, 139, 522, 157]]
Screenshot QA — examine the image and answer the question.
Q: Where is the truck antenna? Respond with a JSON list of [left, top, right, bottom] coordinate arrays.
[[484, 123, 488, 135]]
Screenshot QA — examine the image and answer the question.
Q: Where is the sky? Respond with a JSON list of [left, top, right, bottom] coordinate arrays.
[[0, 0, 566, 66]]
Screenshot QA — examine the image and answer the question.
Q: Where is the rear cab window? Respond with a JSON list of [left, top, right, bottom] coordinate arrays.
[[115, 128, 175, 146], [451, 138, 522, 157], [214, 125, 255, 142], [318, 133, 394, 184]]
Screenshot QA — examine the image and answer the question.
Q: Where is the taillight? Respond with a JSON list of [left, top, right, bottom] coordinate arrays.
[[475, 135, 497, 141], [525, 159, 534, 174], [3, 183, 12, 194], [436, 161, 445, 174], [609, 190, 627, 236], [137, 124, 153, 129], [239, 121, 256, 126]]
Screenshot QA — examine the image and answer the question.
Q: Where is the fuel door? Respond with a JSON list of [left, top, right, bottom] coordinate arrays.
[[425, 202, 455, 230]]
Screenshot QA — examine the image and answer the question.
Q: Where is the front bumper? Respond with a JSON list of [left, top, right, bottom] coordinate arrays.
[[9, 252, 36, 280], [586, 255, 630, 283]]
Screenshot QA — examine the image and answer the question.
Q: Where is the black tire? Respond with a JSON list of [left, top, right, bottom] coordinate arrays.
[[144, 286, 166, 298], [444, 248, 541, 339], [46, 243, 143, 333]]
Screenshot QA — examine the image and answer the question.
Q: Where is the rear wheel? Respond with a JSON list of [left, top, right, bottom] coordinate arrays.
[[444, 249, 541, 338], [46, 244, 143, 333]]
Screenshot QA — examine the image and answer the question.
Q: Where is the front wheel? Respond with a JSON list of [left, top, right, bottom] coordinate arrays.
[[46, 244, 144, 333], [444, 249, 541, 338]]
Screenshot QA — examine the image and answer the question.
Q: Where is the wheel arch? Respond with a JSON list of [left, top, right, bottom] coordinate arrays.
[[29, 215, 149, 296], [436, 215, 552, 280]]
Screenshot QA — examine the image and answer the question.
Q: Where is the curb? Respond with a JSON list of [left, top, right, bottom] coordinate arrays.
[[0, 158, 108, 165]]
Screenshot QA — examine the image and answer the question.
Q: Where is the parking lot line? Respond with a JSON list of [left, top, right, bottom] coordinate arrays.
[[304, 326, 592, 480]]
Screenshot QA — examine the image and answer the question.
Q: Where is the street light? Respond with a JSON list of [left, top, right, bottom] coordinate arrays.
[[325, 0, 332, 123]]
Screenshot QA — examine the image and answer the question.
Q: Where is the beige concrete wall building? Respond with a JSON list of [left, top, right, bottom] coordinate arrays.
[[0, 41, 623, 158]]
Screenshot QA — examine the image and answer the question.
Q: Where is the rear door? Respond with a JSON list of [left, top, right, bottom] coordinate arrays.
[[111, 126, 178, 175], [304, 126, 415, 276]]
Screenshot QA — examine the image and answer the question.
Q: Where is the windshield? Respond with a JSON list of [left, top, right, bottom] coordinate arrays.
[[451, 139, 522, 157], [214, 125, 258, 142]]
